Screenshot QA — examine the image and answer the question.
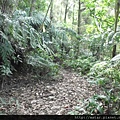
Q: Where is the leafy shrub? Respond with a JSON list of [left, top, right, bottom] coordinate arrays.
[[87, 58, 120, 114], [88, 60, 120, 85], [63, 56, 96, 74], [26, 52, 59, 77], [0, 8, 80, 79], [0, 10, 55, 75], [68, 55, 120, 115], [0, 28, 14, 76]]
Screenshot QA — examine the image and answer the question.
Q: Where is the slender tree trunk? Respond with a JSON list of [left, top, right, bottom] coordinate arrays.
[[49, 0, 54, 41], [29, 0, 35, 16], [75, 0, 81, 58], [64, 0, 68, 23], [50, 0, 54, 21], [78, 0, 81, 34], [40, 0, 52, 32], [112, 0, 120, 57], [43, 1, 52, 23], [72, 3, 75, 29], [112, 45, 116, 57]]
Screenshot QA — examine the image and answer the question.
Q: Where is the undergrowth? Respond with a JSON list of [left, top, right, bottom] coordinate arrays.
[[68, 55, 120, 115]]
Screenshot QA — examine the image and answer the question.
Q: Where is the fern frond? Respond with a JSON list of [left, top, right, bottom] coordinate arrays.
[[111, 54, 120, 61], [56, 27, 77, 36], [106, 31, 114, 45]]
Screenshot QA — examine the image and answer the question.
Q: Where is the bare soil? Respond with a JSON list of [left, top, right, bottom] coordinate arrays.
[[0, 69, 101, 115]]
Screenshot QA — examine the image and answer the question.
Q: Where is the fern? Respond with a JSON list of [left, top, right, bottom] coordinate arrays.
[[111, 54, 120, 62], [0, 31, 14, 63], [31, 12, 50, 27], [0, 9, 77, 76]]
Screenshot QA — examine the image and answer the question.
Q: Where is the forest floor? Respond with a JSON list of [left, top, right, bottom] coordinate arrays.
[[0, 69, 102, 115]]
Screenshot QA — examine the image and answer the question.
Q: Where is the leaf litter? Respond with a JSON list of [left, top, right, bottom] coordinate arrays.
[[0, 69, 101, 115]]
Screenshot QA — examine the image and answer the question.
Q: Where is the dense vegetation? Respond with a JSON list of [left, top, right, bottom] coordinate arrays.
[[0, 0, 120, 115]]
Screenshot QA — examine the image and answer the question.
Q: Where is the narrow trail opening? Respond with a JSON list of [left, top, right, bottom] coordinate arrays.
[[0, 69, 101, 115]]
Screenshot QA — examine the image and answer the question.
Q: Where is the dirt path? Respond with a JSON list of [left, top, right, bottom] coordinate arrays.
[[0, 69, 100, 115]]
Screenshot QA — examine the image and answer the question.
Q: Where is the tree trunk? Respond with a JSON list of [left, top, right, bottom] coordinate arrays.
[[49, 0, 54, 41], [29, 0, 35, 16], [72, 3, 75, 29], [112, 0, 120, 57], [64, 0, 68, 23], [50, 0, 54, 21], [112, 45, 116, 57], [40, 0, 52, 32], [78, 0, 81, 35]]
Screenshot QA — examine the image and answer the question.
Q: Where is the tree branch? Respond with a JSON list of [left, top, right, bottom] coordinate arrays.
[[80, 8, 86, 12]]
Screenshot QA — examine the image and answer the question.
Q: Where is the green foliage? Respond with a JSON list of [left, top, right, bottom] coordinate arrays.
[[0, 14, 14, 76], [0, 0, 120, 115], [0, 10, 51, 76], [63, 56, 96, 74], [17, 0, 46, 13], [0, 9, 73, 77], [86, 26, 120, 60], [0, 0, 14, 14], [89, 35, 103, 59], [0, 97, 19, 115], [84, 0, 115, 33], [88, 60, 120, 82], [87, 58, 120, 114], [68, 54, 120, 115], [1, 0, 117, 78], [111, 54, 120, 61]]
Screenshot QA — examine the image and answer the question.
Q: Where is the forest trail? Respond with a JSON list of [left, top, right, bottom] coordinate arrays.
[[0, 69, 100, 115]]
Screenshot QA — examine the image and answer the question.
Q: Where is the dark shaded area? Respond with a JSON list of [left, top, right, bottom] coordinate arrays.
[[10, 44, 25, 72]]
